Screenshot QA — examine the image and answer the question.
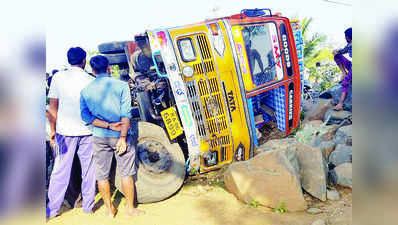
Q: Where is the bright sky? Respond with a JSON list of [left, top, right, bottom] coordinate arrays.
[[45, 0, 352, 71]]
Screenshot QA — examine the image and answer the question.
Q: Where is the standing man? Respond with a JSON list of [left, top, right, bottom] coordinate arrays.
[[46, 47, 97, 218], [80, 55, 144, 217]]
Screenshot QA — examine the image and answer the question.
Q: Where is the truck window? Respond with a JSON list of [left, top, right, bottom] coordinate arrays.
[[241, 23, 284, 87]]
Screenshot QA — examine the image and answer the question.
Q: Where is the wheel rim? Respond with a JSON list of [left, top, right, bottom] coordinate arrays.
[[137, 140, 172, 174]]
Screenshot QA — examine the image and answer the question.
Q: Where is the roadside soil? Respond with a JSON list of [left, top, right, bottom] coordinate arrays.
[[47, 170, 352, 225]]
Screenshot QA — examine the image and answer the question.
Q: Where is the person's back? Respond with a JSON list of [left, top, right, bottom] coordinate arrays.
[[47, 47, 96, 219], [81, 73, 131, 138], [49, 67, 94, 136]]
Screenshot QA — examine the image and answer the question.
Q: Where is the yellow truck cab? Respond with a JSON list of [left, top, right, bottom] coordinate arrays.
[[98, 8, 304, 203], [145, 8, 302, 171]]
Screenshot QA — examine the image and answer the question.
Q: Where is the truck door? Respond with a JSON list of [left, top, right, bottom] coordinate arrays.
[[229, 18, 301, 142]]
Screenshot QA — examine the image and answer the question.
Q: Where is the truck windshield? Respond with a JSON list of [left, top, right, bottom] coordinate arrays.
[[241, 23, 284, 87]]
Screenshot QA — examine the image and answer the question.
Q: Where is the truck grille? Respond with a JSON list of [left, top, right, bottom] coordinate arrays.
[[185, 33, 232, 162], [186, 80, 207, 138]]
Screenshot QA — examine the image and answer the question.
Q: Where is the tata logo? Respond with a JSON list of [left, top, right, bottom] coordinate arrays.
[[227, 91, 236, 112]]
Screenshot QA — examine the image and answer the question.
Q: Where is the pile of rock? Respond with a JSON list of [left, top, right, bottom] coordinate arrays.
[[224, 105, 352, 212]]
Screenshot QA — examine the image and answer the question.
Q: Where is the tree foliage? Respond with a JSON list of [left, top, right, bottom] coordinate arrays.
[[301, 17, 328, 66], [301, 17, 339, 91]]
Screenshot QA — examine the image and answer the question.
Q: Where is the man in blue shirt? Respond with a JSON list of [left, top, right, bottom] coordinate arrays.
[[80, 55, 144, 217]]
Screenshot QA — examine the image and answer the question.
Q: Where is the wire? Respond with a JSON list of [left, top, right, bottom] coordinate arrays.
[[323, 0, 352, 6]]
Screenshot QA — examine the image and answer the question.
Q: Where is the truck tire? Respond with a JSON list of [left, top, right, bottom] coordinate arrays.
[[98, 41, 129, 54], [104, 53, 128, 65], [115, 122, 186, 203]]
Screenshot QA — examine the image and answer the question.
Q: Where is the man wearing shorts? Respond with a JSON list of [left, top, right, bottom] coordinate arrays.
[[80, 55, 144, 217]]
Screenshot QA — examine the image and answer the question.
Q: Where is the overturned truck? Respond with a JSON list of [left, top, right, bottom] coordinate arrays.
[[98, 8, 303, 203]]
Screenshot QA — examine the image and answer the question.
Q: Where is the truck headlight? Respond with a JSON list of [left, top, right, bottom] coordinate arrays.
[[182, 66, 194, 77]]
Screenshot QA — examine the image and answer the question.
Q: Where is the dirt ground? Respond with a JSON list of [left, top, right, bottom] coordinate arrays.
[[47, 170, 352, 225]]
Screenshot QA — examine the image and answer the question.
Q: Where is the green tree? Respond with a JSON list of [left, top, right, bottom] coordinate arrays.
[[300, 17, 338, 91], [301, 17, 328, 66]]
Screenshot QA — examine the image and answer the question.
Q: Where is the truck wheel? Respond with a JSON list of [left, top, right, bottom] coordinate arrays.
[[104, 53, 128, 65], [98, 41, 129, 54], [115, 122, 186, 203]]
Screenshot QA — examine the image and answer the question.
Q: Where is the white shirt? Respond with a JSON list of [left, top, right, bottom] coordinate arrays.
[[48, 67, 95, 136]]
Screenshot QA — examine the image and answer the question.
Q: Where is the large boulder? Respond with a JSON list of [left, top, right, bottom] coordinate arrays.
[[224, 148, 307, 212], [304, 99, 334, 121], [295, 142, 328, 201], [328, 144, 352, 166], [335, 163, 352, 188], [259, 138, 329, 201], [334, 125, 352, 146]]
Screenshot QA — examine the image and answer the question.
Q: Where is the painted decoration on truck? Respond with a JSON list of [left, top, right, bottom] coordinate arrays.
[[269, 23, 284, 81], [236, 43, 248, 74], [148, 29, 201, 160], [279, 24, 293, 77], [290, 21, 305, 96]]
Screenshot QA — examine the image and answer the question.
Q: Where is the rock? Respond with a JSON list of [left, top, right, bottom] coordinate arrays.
[[302, 98, 317, 112], [257, 138, 297, 154], [319, 141, 336, 160], [310, 136, 323, 147], [295, 142, 328, 201], [296, 122, 337, 145], [259, 138, 329, 201], [335, 163, 352, 188], [327, 189, 340, 201], [307, 208, 323, 214], [334, 125, 352, 146], [320, 124, 339, 141], [311, 219, 326, 225], [319, 83, 352, 111], [328, 144, 352, 166], [224, 148, 307, 212], [323, 109, 352, 125], [306, 120, 323, 129], [305, 99, 333, 121]]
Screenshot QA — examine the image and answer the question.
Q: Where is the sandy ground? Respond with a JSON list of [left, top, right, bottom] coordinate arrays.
[[47, 172, 351, 225]]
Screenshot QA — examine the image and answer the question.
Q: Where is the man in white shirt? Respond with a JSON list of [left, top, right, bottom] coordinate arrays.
[[46, 47, 96, 218]]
